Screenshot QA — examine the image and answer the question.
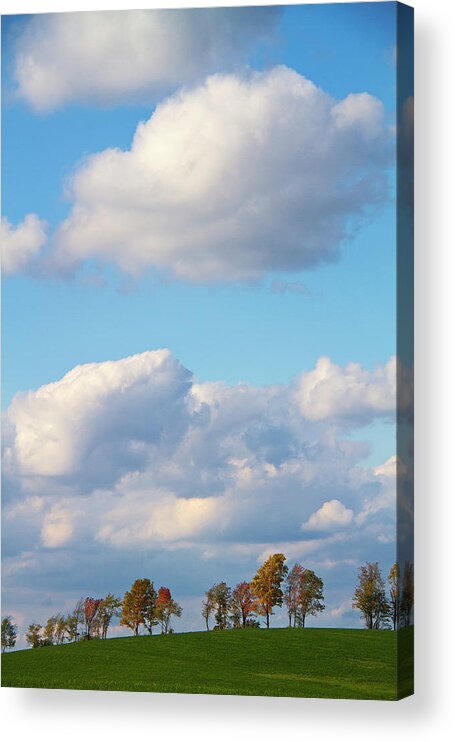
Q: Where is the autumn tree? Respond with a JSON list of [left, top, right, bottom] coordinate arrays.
[[121, 578, 156, 635], [25, 623, 42, 648], [98, 593, 122, 640], [400, 561, 414, 628], [284, 564, 304, 627], [83, 598, 102, 639], [155, 587, 182, 634], [251, 553, 288, 628], [353, 562, 390, 629], [1, 616, 18, 653], [388, 563, 401, 631], [231, 582, 256, 628], [296, 569, 325, 627]]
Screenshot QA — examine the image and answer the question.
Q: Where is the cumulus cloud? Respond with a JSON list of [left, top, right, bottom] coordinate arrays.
[[5, 349, 192, 480], [12, 8, 281, 112], [49, 67, 390, 282], [1, 214, 47, 276], [3, 350, 398, 633], [4, 350, 396, 546], [41, 504, 82, 548], [302, 499, 354, 532], [297, 356, 396, 423]]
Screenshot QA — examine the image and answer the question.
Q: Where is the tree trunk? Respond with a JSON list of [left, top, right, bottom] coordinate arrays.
[[266, 610, 270, 629]]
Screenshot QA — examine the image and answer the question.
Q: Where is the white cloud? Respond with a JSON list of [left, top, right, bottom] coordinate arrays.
[[302, 499, 354, 532], [5, 349, 192, 478], [3, 349, 397, 565], [96, 488, 225, 547], [297, 355, 396, 422], [12, 8, 281, 112], [49, 67, 390, 282], [1, 214, 47, 276], [41, 504, 81, 548]]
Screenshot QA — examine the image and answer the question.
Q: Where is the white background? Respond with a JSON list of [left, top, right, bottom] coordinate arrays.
[[1, 0, 454, 740]]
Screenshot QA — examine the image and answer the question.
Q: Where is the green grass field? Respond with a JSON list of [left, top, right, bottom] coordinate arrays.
[[1, 627, 413, 700]]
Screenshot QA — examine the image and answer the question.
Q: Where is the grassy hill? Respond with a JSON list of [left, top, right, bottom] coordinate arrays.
[[1, 627, 413, 700]]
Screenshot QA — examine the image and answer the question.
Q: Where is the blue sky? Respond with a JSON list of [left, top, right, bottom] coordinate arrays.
[[2, 3, 397, 406], [1, 4, 407, 643]]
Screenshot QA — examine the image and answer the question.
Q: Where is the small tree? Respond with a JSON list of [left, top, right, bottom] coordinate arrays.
[[64, 613, 79, 643], [43, 615, 58, 645], [54, 614, 67, 644], [155, 587, 182, 634], [143, 582, 158, 635], [284, 565, 304, 627], [296, 569, 325, 627], [353, 562, 390, 629], [1, 616, 18, 653], [400, 561, 414, 628], [25, 623, 43, 648], [251, 553, 288, 628], [231, 582, 256, 628], [121, 578, 155, 635], [98, 594, 122, 639], [388, 563, 401, 631], [64, 598, 85, 642], [207, 582, 231, 630], [83, 598, 102, 639], [202, 590, 215, 631]]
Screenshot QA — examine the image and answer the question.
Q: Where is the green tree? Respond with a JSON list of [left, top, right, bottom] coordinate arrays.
[[143, 582, 158, 635], [43, 615, 58, 645], [400, 561, 414, 628], [25, 623, 42, 648], [388, 562, 401, 631], [353, 562, 390, 629], [251, 553, 288, 628], [296, 569, 325, 627], [64, 613, 79, 643], [202, 590, 215, 631], [207, 582, 231, 630], [1, 616, 18, 653], [98, 593, 122, 639], [284, 564, 304, 627], [54, 614, 67, 644]]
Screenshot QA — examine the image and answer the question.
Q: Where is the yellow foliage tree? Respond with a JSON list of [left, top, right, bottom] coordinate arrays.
[[250, 553, 288, 628]]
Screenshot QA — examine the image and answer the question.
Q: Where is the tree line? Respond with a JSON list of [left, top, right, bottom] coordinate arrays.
[[3, 578, 183, 651], [202, 553, 325, 630], [1, 557, 414, 652], [352, 561, 414, 630]]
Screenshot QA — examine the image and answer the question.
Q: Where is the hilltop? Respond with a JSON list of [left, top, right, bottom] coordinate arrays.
[[1, 626, 413, 700]]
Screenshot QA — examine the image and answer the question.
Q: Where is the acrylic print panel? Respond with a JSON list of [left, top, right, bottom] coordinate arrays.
[[1, 2, 413, 700]]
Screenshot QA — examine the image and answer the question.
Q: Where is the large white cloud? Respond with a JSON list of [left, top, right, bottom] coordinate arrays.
[[12, 8, 281, 112], [1, 214, 47, 276], [4, 349, 192, 480], [50, 67, 390, 282], [4, 350, 396, 538], [3, 350, 399, 636]]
